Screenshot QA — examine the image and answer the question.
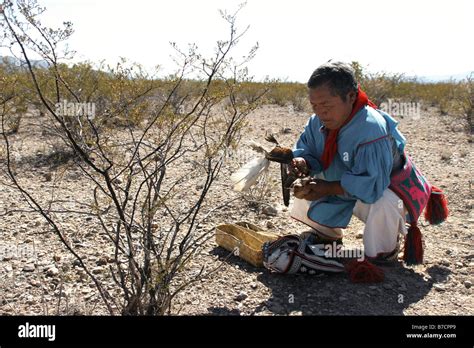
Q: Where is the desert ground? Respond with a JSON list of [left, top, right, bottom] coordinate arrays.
[[0, 104, 472, 315]]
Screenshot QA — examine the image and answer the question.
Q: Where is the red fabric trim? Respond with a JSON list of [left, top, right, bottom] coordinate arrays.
[[283, 249, 296, 274], [357, 135, 390, 148], [365, 248, 399, 260]]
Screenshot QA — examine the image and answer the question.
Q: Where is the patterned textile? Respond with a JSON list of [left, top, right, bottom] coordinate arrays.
[[389, 153, 432, 223], [262, 234, 345, 274]]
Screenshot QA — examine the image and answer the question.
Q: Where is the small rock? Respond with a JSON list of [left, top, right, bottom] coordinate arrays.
[[96, 257, 108, 266], [433, 284, 446, 292], [91, 267, 103, 274], [46, 267, 59, 277], [250, 282, 258, 290], [261, 206, 278, 217], [464, 280, 472, 289], [289, 311, 302, 316], [445, 250, 452, 255], [53, 255, 61, 262], [455, 262, 464, 268], [234, 291, 248, 302], [356, 230, 364, 239], [84, 293, 95, 300], [266, 221, 276, 229], [24, 238, 33, 243], [22, 264, 35, 272], [440, 259, 450, 267], [383, 283, 392, 290], [191, 300, 200, 305], [29, 280, 41, 287]]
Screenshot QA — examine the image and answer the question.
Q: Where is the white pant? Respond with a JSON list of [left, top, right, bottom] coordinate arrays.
[[291, 189, 408, 258]]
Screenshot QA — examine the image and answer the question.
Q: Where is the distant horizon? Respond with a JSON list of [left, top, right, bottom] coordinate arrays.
[[1, 54, 471, 84]]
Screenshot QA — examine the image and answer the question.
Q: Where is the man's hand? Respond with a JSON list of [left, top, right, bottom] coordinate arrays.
[[293, 178, 345, 201], [288, 157, 309, 177], [293, 178, 326, 201]]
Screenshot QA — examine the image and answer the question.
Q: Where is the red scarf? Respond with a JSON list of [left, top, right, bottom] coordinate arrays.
[[321, 86, 377, 170]]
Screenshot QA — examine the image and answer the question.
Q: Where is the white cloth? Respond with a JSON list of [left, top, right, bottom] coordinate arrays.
[[291, 188, 408, 257], [290, 198, 343, 240]]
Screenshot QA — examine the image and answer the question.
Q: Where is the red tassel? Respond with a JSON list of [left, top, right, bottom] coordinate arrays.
[[424, 186, 449, 225], [345, 259, 384, 283], [403, 223, 423, 265]]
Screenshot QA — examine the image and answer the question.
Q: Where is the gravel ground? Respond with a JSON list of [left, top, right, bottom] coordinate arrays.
[[0, 104, 472, 315]]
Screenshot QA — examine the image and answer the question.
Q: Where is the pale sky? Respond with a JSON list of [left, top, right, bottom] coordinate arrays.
[[12, 0, 474, 81]]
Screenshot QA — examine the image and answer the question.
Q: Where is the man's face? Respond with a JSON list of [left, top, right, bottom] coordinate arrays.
[[308, 84, 356, 130]]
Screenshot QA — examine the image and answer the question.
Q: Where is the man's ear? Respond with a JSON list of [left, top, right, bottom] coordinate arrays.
[[348, 90, 357, 103]]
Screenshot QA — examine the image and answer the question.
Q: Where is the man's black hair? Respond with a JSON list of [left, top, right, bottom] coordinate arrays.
[[307, 61, 358, 101]]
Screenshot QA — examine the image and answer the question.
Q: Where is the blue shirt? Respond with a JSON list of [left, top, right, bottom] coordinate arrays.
[[293, 106, 406, 228]]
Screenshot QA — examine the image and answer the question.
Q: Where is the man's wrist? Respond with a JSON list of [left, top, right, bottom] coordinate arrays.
[[326, 181, 345, 195]]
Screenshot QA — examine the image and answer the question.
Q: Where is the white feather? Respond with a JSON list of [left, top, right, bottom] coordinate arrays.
[[230, 156, 270, 192]]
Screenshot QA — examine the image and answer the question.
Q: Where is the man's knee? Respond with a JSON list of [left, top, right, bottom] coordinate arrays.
[[354, 189, 404, 222]]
